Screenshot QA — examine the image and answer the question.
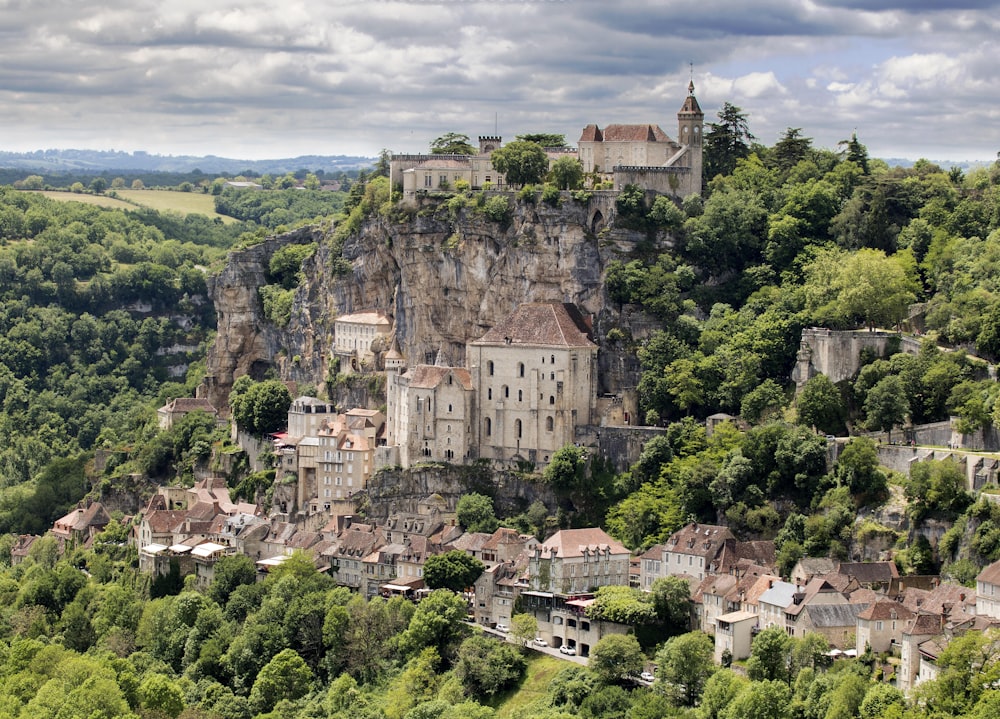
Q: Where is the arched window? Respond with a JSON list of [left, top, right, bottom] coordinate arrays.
[[549, 395, 555, 405], [488, 361, 494, 376], [488, 388, 493, 400], [550, 354, 555, 364], [503, 385, 509, 398], [518, 389, 523, 402], [484, 417, 492, 436], [518, 362, 525, 378], [515, 419, 522, 439], [545, 416, 554, 431]]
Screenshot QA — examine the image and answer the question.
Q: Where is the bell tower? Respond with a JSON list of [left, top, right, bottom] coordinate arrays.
[[677, 78, 704, 194]]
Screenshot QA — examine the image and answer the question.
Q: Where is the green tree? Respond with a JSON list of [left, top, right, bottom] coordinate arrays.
[[864, 375, 909, 441], [431, 133, 476, 155], [701, 669, 748, 719], [207, 553, 257, 607], [585, 585, 656, 626], [456, 493, 499, 533], [704, 102, 754, 179], [249, 648, 314, 714], [741, 379, 786, 425], [587, 634, 644, 685], [454, 634, 526, 697], [230, 378, 292, 436], [839, 132, 870, 174], [489, 141, 549, 188], [747, 626, 794, 683], [544, 444, 588, 490], [796, 374, 846, 435], [398, 588, 469, 659], [649, 575, 692, 632], [139, 673, 185, 718], [423, 550, 485, 592], [773, 128, 813, 173], [550, 156, 584, 190], [511, 612, 538, 647], [722, 680, 792, 719], [655, 630, 715, 705], [517, 133, 566, 147]]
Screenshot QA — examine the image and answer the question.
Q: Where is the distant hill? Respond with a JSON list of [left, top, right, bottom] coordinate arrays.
[[0, 148, 376, 174]]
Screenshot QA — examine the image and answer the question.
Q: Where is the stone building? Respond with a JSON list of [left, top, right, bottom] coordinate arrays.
[[383, 301, 597, 469], [385, 364, 476, 468], [333, 311, 392, 374], [578, 80, 703, 198], [468, 302, 598, 466], [391, 82, 703, 202]]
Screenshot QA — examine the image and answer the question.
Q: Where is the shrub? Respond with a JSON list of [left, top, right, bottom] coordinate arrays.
[[482, 196, 510, 223]]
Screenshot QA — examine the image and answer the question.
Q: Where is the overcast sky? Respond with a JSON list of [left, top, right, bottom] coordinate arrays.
[[2, 0, 999, 163]]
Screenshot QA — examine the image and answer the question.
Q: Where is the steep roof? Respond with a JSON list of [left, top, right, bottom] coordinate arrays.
[[666, 523, 734, 560], [759, 581, 798, 609], [803, 603, 866, 628], [580, 123, 672, 143], [977, 559, 1000, 586], [405, 365, 474, 390], [858, 599, 915, 622], [471, 302, 596, 349], [537, 527, 629, 559], [837, 561, 899, 585]]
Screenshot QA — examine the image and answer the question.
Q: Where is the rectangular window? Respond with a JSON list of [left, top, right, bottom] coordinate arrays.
[[424, 174, 432, 187]]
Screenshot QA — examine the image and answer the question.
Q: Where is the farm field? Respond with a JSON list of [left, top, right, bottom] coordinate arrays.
[[37, 188, 237, 223]]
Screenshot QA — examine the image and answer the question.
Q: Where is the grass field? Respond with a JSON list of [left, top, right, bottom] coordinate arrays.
[[37, 189, 238, 224], [494, 653, 566, 718]]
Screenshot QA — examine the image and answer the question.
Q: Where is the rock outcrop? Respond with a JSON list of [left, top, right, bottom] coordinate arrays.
[[202, 194, 655, 410]]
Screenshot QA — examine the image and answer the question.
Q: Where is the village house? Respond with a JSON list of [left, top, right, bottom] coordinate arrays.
[[333, 311, 392, 374], [156, 397, 219, 431], [976, 558, 1000, 619], [51, 502, 111, 550], [856, 599, 915, 655]]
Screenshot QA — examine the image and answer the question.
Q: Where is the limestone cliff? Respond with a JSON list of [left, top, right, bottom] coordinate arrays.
[[202, 193, 653, 410]]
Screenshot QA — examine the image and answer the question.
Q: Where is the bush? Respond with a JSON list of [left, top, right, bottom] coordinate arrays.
[[541, 184, 561, 206], [482, 195, 510, 223]]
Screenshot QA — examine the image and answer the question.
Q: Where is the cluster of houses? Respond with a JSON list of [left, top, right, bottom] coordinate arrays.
[[12, 474, 1000, 696]]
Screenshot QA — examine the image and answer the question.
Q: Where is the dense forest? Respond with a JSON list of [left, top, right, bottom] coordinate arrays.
[[3, 110, 1000, 718]]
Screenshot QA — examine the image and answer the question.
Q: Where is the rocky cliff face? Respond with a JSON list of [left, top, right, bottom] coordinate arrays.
[[202, 194, 653, 410]]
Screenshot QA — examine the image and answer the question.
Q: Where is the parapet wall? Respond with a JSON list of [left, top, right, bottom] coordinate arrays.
[[793, 328, 923, 387]]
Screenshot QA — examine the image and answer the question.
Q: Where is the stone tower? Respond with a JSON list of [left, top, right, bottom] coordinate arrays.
[[677, 79, 704, 194]]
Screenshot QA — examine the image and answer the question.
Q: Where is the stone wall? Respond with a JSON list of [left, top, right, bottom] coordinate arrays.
[[874, 444, 1000, 490], [595, 425, 667, 473], [364, 464, 559, 521], [793, 328, 923, 388]]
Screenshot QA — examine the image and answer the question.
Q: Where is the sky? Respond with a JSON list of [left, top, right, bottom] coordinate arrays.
[[2, 0, 999, 163]]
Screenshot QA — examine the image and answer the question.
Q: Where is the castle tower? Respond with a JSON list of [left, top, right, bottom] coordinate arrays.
[[677, 79, 704, 193], [479, 136, 501, 154]]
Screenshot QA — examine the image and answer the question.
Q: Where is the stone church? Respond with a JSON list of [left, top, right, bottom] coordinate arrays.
[[381, 302, 598, 469]]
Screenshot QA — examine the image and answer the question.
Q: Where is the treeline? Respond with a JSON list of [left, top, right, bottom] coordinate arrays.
[[213, 186, 347, 229], [0, 187, 235, 528]]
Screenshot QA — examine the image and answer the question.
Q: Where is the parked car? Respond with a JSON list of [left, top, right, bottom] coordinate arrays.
[[533, 637, 548, 647], [559, 645, 576, 655], [640, 671, 655, 682], [495, 623, 509, 633]]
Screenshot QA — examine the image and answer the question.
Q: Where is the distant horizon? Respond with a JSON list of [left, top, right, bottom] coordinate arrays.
[[1, 146, 996, 176]]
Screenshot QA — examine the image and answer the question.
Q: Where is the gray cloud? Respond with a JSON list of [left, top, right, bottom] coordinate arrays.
[[0, 0, 998, 161]]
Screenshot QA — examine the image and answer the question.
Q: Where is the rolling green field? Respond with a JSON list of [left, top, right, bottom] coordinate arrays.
[[38, 188, 237, 223]]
